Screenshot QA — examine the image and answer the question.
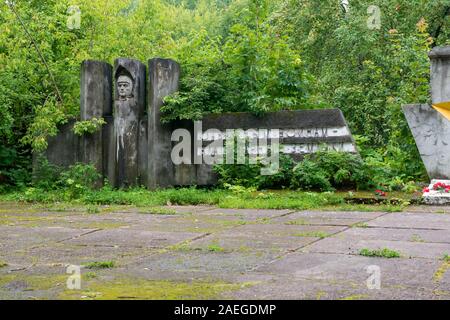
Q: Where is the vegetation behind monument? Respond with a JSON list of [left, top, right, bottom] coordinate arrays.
[[0, 0, 448, 191]]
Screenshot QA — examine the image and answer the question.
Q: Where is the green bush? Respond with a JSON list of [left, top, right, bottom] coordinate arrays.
[[214, 161, 261, 189], [0, 145, 30, 188], [291, 159, 333, 192], [214, 154, 295, 190], [58, 163, 101, 199], [291, 151, 367, 191], [32, 157, 62, 190]]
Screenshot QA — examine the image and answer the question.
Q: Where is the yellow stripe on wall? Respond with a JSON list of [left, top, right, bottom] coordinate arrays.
[[432, 102, 450, 121]]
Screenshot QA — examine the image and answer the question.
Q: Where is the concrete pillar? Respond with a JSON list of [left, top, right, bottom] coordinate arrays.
[[429, 46, 450, 104], [80, 60, 113, 180], [147, 58, 180, 189], [113, 58, 146, 188]]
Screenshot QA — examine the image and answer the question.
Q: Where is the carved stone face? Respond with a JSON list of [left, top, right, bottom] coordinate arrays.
[[117, 75, 133, 99]]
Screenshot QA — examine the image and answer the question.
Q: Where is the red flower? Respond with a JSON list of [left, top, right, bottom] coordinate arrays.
[[432, 182, 450, 192], [423, 187, 430, 193]]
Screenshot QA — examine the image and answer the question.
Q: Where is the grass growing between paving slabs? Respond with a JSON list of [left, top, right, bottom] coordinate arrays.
[[433, 254, 450, 283], [138, 207, 178, 215], [359, 248, 401, 258], [0, 187, 416, 212], [294, 231, 330, 239], [83, 261, 116, 269]]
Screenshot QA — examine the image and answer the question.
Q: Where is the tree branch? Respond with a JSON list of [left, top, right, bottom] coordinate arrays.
[[7, 1, 64, 104]]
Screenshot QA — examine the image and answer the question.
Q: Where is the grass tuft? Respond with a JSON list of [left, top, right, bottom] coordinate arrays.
[[84, 261, 116, 269], [139, 207, 177, 215], [294, 231, 329, 239], [359, 248, 401, 258]]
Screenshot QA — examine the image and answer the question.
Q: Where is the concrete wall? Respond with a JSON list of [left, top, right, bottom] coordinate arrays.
[[42, 58, 358, 189], [429, 46, 450, 104]]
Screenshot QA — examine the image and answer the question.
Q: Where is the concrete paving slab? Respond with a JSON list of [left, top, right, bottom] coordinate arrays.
[[230, 252, 444, 300], [189, 224, 345, 252], [368, 212, 450, 230], [2, 203, 450, 300], [196, 208, 293, 220], [130, 250, 277, 274], [304, 237, 450, 259], [63, 228, 205, 249], [336, 227, 450, 243], [289, 211, 387, 220], [270, 211, 386, 226], [0, 226, 98, 251]]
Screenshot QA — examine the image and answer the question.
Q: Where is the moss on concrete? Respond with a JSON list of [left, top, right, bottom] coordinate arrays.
[[60, 277, 253, 300]]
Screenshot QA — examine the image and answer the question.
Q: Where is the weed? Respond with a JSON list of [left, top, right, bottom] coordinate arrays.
[[352, 222, 369, 228], [86, 205, 100, 214], [84, 272, 98, 279], [207, 244, 225, 252], [139, 207, 177, 215], [84, 261, 116, 269], [359, 248, 401, 258], [294, 231, 329, 239]]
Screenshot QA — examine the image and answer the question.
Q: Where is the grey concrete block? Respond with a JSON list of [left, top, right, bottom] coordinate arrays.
[[429, 46, 450, 104], [147, 58, 180, 189], [80, 61, 113, 177], [402, 104, 450, 179]]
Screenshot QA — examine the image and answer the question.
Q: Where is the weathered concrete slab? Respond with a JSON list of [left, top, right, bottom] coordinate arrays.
[[271, 210, 386, 226], [105, 212, 257, 233], [0, 243, 151, 268], [367, 212, 450, 230], [130, 250, 276, 274], [304, 237, 450, 259], [189, 224, 345, 252], [408, 206, 450, 214], [336, 226, 450, 243], [64, 228, 204, 248], [0, 226, 98, 251], [283, 210, 386, 220], [166, 206, 215, 213], [196, 208, 293, 220], [2, 204, 450, 300], [232, 253, 444, 300]]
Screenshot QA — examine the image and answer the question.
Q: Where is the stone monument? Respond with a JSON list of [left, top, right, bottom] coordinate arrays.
[[402, 46, 450, 204], [113, 58, 146, 188], [40, 57, 357, 189]]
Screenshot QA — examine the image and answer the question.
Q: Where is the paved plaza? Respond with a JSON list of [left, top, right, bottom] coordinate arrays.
[[0, 202, 449, 300]]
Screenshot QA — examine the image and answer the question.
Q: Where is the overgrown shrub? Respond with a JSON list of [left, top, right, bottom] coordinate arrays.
[[0, 145, 30, 188], [215, 151, 369, 191], [290, 159, 333, 192], [291, 151, 368, 191], [214, 154, 295, 190], [31, 160, 101, 199], [58, 163, 101, 199], [32, 157, 62, 190]]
